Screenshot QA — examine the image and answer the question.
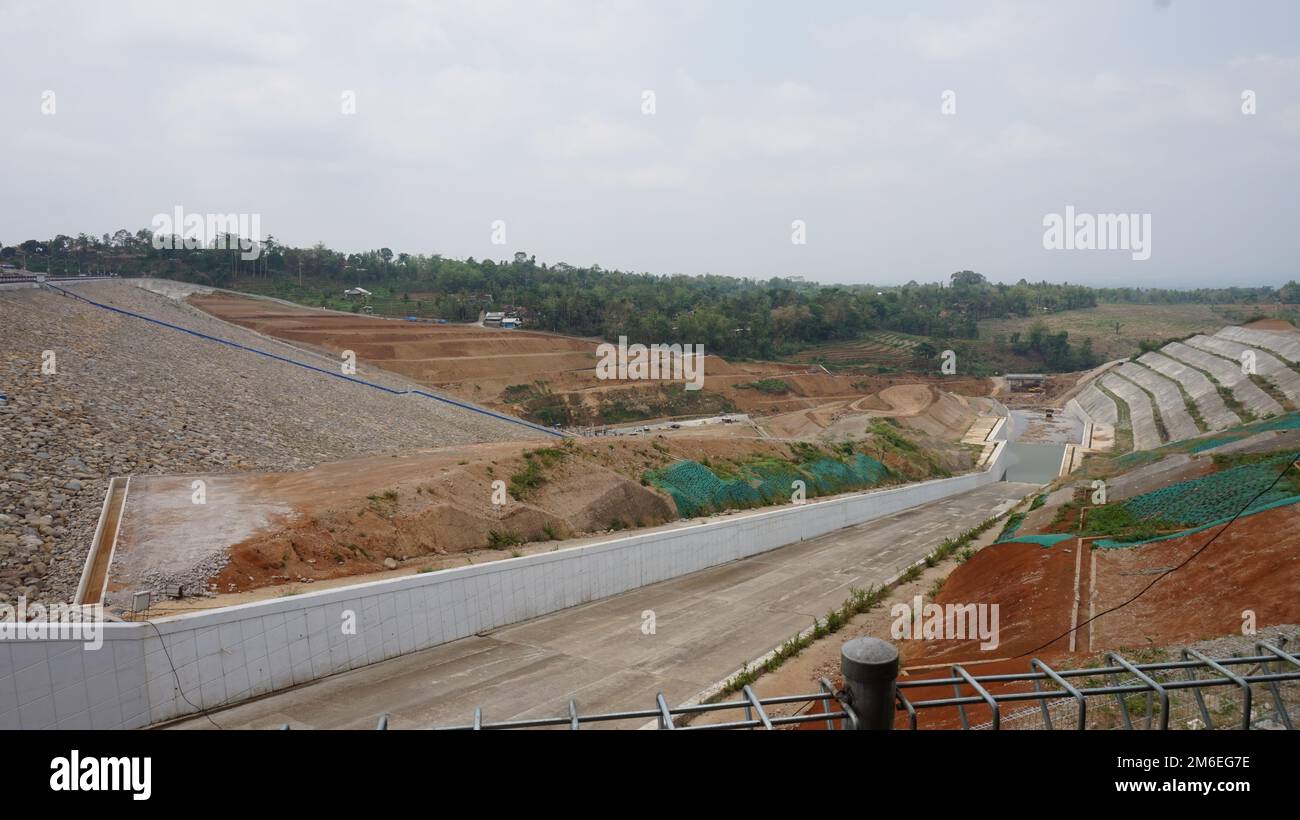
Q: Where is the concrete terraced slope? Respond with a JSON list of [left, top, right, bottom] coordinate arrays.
[[1137, 351, 1240, 430], [1073, 383, 1119, 426], [1100, 373, 1161, 450], [1185, 335, 1300, 405], [0, 282, 544, 604], [1217, 326, 1300, 362], [1161, 341, 1283, 418], [1115, 362, 1200, 442]]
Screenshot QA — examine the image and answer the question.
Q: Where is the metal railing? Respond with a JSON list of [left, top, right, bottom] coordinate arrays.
[[306, 633, 1300, 730], [431, 680, 857, 731], [895, 637, 1300, 731]]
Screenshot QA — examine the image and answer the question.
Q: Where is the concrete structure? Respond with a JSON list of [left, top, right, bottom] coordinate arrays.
[[1161, 341, 1282, 418], [1005, 373, 1045, 391], [1115, 362, 1200, 442], [1184, 335, 1300, 405], [1137, 351, 1240, 430], [167, 481, 1032, 729], [0, 443, 1016, 730], [1071, 384, 1119, 426], [1217, 326, 1300, 363], [1003, 442, 1069, 484], [1100, 373, 1161, 450]]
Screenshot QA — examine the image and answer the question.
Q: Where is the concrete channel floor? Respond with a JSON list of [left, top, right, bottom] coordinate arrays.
[[170, 481, 1037, 730]]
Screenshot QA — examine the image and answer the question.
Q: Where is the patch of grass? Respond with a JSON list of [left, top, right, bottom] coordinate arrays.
[[366, 489, 399, 515], [927, 576, 947, 600], [487, 530, 523, 549], [1080, 503, 1181, 541], [1249, 374, 1294, 412], [787, 441, 828, 462], [507, 446, 570, 499], [735, 378, 790, 394]]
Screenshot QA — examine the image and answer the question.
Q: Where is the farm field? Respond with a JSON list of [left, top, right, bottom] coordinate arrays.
[[783, 330, 926, 367], [979, 303, 1278, 360]]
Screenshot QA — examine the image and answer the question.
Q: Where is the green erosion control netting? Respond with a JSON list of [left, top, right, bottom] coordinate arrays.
[[1097, 452, 1300, 548], [997, 512, 1026, 542], [649, 454, 890, 518], [1188, 435, 1243, 453], [995, 533, 1076, 548], [1094, 494, 1300, 548], [1123, 453, 1298, 525]]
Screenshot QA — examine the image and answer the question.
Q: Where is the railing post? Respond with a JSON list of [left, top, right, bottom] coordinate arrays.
[[840, 637, 899, 730]]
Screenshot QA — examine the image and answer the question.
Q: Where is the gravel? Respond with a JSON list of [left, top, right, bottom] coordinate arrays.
[[0, 281, 539, 605]]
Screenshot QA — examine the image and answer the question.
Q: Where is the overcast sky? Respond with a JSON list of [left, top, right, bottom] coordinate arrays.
[[2, 0, 1298, 288]]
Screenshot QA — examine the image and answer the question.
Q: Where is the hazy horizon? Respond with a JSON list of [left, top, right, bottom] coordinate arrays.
[[3, 0, 1299, 289]]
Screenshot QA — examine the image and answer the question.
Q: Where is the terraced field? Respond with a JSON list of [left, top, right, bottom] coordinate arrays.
[[784, 331, 923, 366]]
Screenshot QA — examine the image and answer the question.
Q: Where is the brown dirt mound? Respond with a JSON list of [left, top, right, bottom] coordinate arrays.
[[877, 384, 932, 415], [899, 387, 978, 439], [900, 503, 1300, 671], [190, 291, 993, 430], [1244, 318, 1297, 331], [131, 434, 927, 597]]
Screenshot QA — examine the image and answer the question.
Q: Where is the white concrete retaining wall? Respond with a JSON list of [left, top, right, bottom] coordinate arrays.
[[0, 444, 1008, 730]]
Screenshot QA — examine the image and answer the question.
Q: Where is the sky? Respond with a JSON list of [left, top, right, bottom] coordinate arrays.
[[2, 0, 1299, 288]]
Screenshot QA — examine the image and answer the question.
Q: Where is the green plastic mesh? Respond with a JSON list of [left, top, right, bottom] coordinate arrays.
[[997, 512, 1026, 542], [1188, 435, 1246, 453], [649, 454, 891, 518], [1122, 453, 1297, 526], [1095, 493, 1300, 548], [995, 533, 1075, 548], [1093, 452, 1300, 548]]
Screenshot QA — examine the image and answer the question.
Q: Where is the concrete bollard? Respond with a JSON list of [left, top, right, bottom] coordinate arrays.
[[840, 637, 899, 730]]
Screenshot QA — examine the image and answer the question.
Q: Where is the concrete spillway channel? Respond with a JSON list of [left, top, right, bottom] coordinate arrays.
[[74, 476, 130, 606], [1136, 351, 1240, 430], [1161, 341, 1283, 418], [1100, 372, 1162, 450], [1114, 361, 1200, 442], [1184, 335, 1300, 405]]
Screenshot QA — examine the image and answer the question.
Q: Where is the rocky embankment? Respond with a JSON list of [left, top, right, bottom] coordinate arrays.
[[0, 282, 539, 605]]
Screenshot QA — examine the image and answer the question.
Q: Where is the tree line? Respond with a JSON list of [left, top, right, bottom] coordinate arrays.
[[2, 232, 1292, 364]]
